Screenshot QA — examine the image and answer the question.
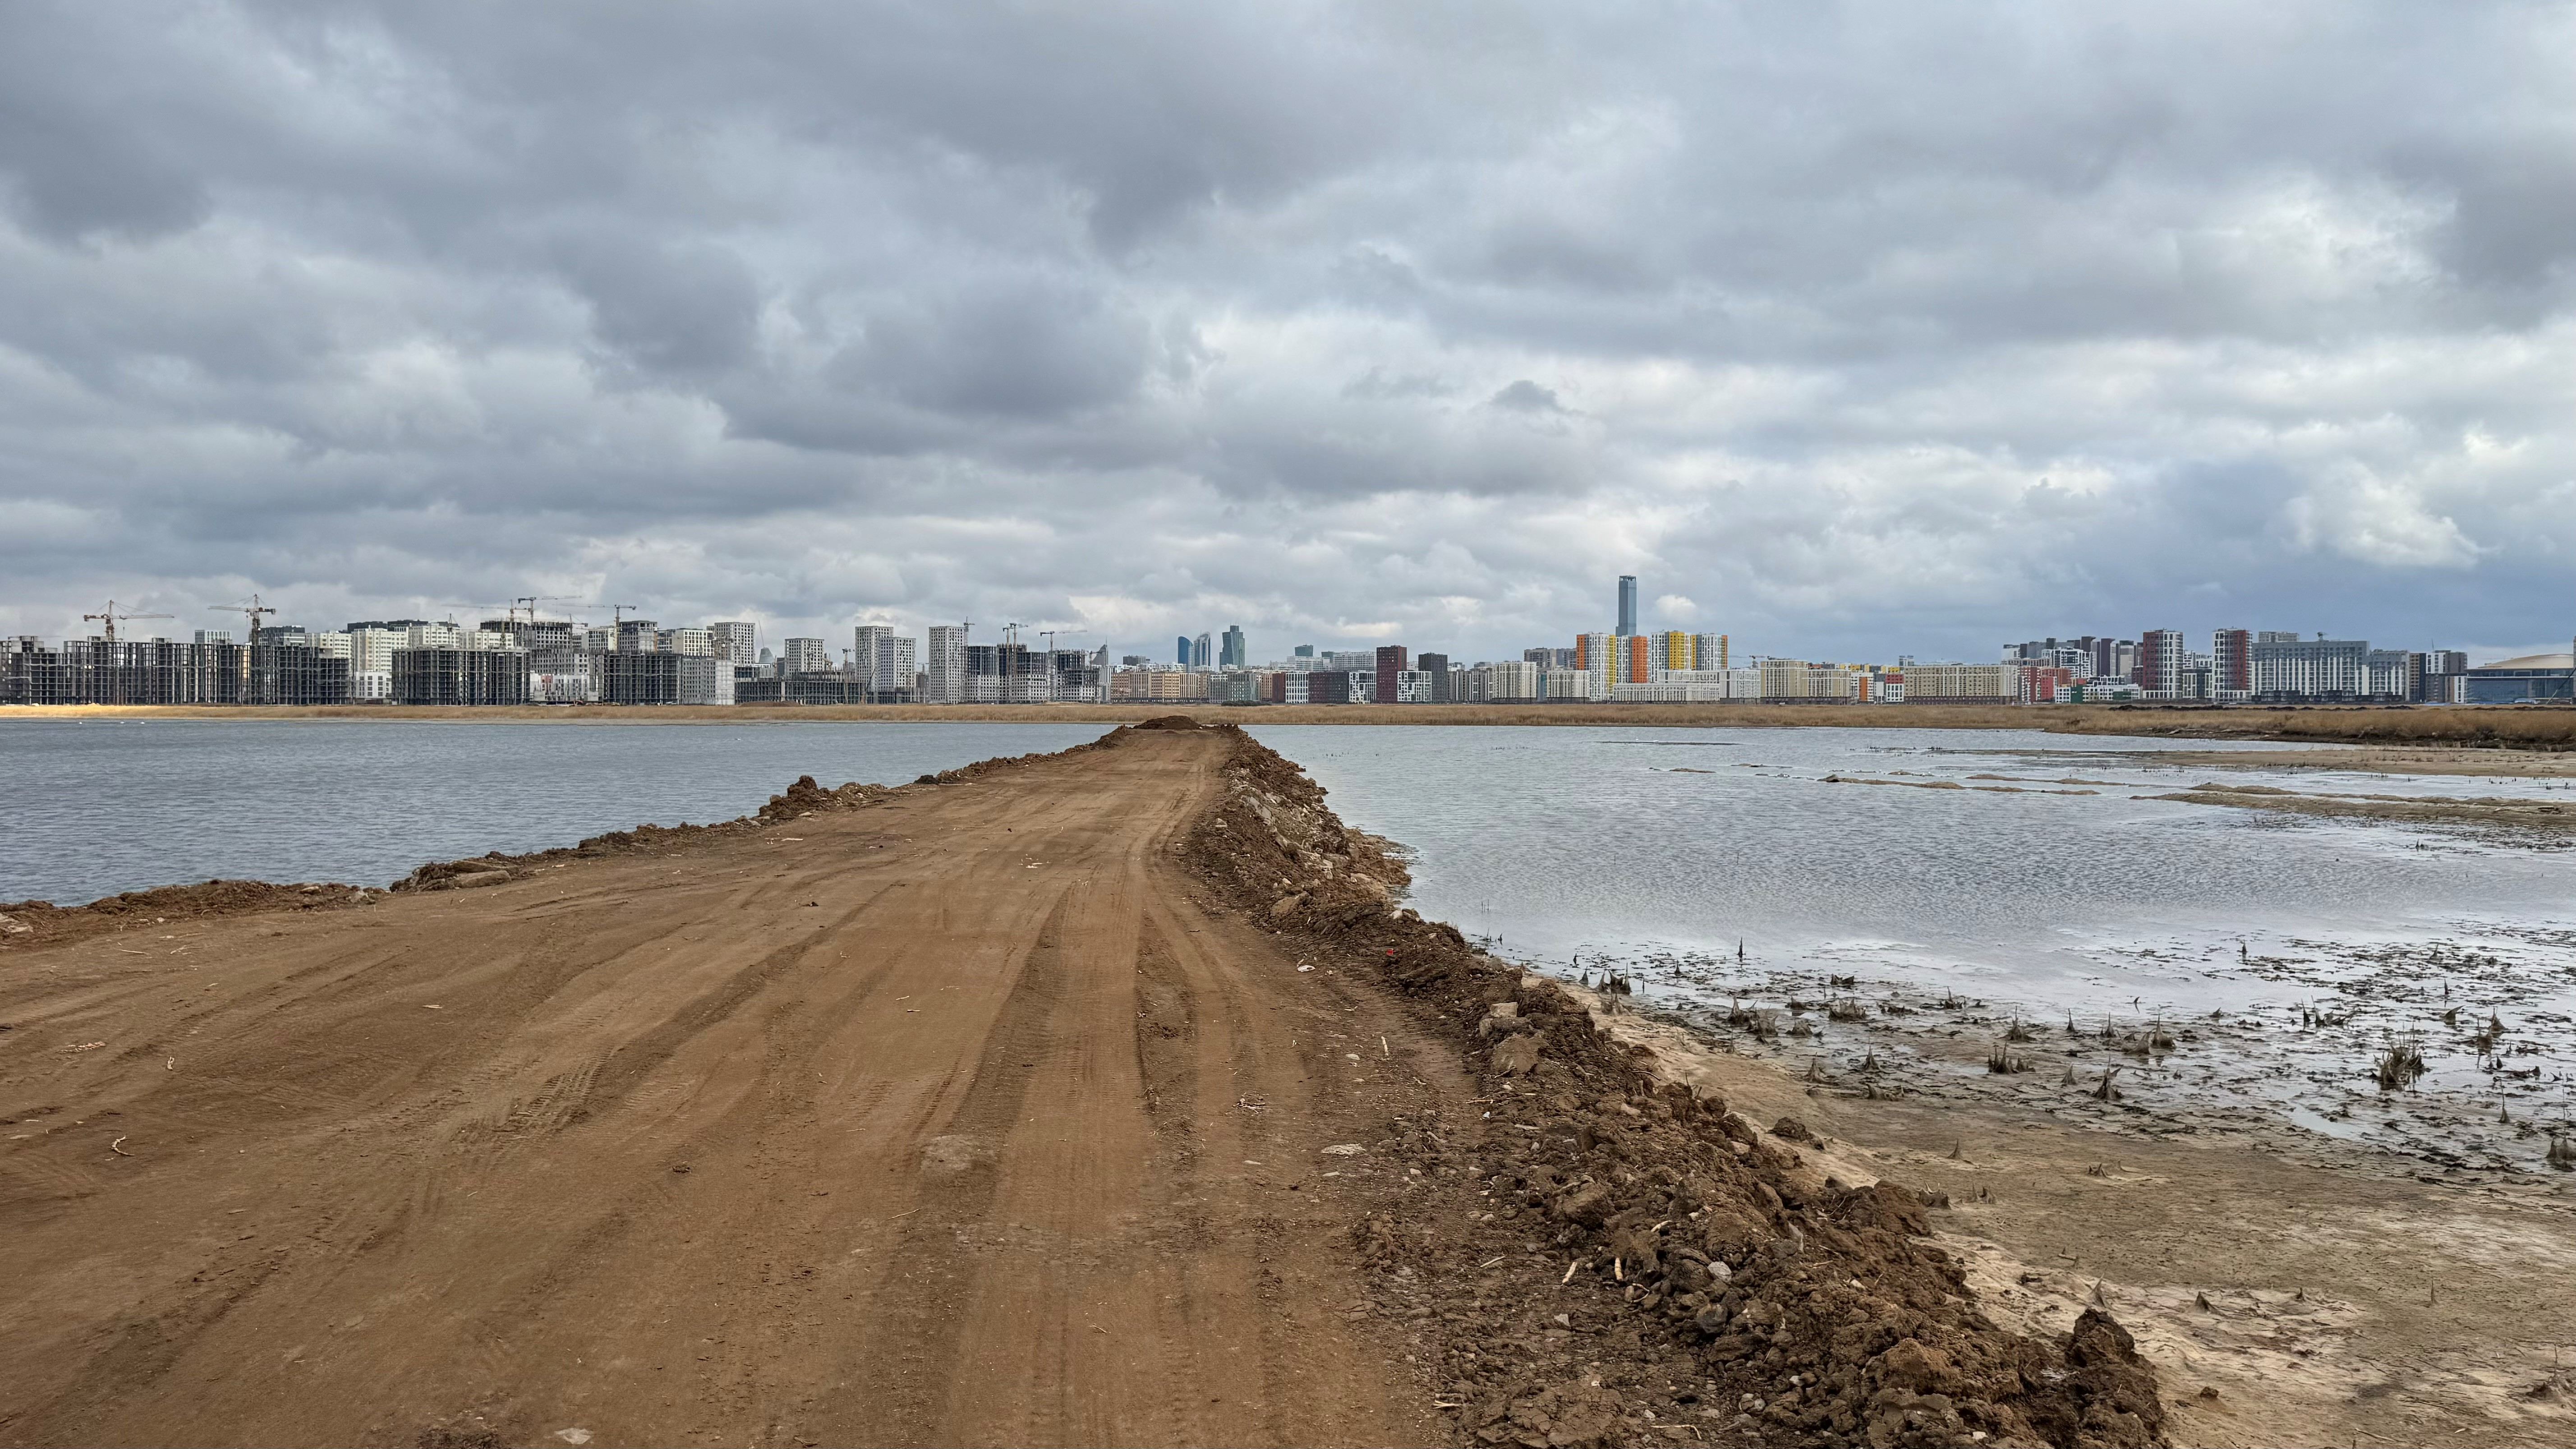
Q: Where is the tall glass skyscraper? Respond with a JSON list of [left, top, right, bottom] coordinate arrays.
[[1219, 625, 1246, 669], [1616, 575, 1638, 635]]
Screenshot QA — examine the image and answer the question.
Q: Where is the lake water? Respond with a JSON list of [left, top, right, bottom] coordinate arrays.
[[7, 716, 2572, 1166], [0, 718, 1109, 903], [1250, 724, 2576, 1171]]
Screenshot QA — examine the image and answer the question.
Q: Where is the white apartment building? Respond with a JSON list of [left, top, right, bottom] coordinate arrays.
[[1758, 660, 1859, 702], [659, 627, 716, 657], [925, 624, 967, 701], [708, 621, 756, 664], [781, 637, 833, 674], [854, 625, 918, 695], [348, 628, 404, 672], [1540, 667, 1595, 701], [1471, 660, 1540, 702], [405, 621, 465, 651], [1899, 663, 2015, 703]]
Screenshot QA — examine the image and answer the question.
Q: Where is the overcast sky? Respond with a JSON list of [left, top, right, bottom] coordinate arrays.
[[4, 3, 2572, 665]]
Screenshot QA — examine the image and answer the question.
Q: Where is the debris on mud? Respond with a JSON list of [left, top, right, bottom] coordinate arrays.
[[1180, 725, 2170, 1447]]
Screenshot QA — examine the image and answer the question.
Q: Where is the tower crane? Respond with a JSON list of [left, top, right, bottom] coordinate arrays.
[[83, 600, 172, 645], [207, 595, 277, 642], [515, 594, 586, 625]]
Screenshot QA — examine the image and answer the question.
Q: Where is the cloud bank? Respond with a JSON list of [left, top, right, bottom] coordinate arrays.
[[3, 1, 2572, 663]]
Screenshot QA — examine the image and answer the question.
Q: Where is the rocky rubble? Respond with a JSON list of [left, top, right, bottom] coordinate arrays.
[[1178, 723, 2167, 1448]]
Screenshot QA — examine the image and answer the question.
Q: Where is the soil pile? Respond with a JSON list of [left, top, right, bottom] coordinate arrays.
[[0, 879, 376, 953], [1181, 724, 2168, 1448]]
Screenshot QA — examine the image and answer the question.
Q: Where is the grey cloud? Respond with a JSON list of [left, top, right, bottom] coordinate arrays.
[[827, 282, 1152, 420], [566, 239, 762, 376], [3, 1, 2575, 664], [1487, 380, 1564, 414]]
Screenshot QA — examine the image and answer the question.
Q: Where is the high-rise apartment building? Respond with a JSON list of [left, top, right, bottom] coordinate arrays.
[[781, 637, 832, 675], [2250, 635, 2368, 699], [2136, 629, 2186, 696], [1575, 633, 1614, 694], [1219, 625, 1247, 670], [2211, 630, 2251, 695], [925, 624, 967, 702], [1693, 632, 1730, 670], [854, 625, 916, 694], [709, 621, 756, 663], [1651, 631, 1694, 673], [615, 619, 659, 653], [1374, 644, 1408, 704], [1616, 575, 1638, 636]]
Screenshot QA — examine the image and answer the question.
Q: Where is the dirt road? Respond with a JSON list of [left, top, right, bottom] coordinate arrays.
[[0, 729, 1451, 1447]]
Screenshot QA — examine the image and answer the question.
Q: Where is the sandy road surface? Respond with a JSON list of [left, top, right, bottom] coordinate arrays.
[[0, 731, 1448, 1448]]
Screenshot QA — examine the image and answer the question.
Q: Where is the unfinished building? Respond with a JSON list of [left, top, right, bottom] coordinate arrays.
[[392, 647, 530, 706]]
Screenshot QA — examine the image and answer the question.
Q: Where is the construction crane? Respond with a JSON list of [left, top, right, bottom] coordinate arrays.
[[83, 600, 172, 644], [517, 594, 586, 624], [207, 594, 277, 643]]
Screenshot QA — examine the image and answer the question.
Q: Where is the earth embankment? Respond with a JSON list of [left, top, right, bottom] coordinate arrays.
[[2, 722, 2167, 1447], [0, 725, 1443, 1447]]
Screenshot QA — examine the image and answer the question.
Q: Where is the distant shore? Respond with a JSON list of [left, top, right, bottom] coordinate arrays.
[[9, 699, 2576, 751]]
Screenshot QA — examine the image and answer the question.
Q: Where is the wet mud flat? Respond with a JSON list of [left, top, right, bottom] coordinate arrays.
[[1559, 925, 2576, 1180], [1585, 994, 2576, 1449]]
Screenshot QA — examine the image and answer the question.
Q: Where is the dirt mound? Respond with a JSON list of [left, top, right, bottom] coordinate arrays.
[[1182, 730, 2169, 1447], [0, 879, 377, 953], [1132, 714, 1208, 730]]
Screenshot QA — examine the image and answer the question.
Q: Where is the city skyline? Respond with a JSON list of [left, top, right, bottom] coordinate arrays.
[[7, 575, 2554, 681]]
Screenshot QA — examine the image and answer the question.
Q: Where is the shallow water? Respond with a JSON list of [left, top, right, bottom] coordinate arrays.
[[0, 718, 1109, 902], [1248, 724, 2576, 1171]]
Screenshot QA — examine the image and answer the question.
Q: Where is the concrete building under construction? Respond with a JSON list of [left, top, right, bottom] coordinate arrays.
[[3, 633, 352, 706]]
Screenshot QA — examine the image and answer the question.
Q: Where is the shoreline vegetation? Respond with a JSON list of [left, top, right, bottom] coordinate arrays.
[[11, 699, 2576, 752]]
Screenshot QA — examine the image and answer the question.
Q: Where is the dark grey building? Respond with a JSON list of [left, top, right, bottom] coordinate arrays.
[[2464, 653, 2575, 703], [393, 647, 528, 705]]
